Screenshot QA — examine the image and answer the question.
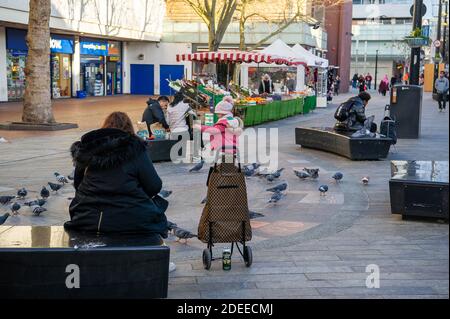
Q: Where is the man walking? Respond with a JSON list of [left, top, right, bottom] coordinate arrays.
[[435, 71, 449, 112]]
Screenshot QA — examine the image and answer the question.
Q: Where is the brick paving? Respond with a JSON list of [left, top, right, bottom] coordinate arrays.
[[0, 91, 448, 299]]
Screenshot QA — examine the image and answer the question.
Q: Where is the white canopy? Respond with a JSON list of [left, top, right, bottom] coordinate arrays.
[[240, 39, 307, 91], [259, 39, 307, 65], [291, 44, 329, 68]]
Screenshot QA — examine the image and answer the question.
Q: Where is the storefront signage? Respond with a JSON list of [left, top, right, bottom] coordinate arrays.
[[50, 38, 74, 54], [108, 42, 121, 56], [80, 41, 108, 56]]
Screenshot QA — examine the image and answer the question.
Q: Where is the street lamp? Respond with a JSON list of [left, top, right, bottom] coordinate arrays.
[[433, 0, 443, 95], [374, 49, 379, 91], [410, 0, 424, 85]]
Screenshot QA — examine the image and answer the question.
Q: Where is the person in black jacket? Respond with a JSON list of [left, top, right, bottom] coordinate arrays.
[[334, 91, 376, 132], [65, 111, 168, 237], [142, 96, 170, 134], [258, 74, 274, 95]]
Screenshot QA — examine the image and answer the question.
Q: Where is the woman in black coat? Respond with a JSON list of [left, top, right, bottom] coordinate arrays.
[[65, 112, 168, 237]]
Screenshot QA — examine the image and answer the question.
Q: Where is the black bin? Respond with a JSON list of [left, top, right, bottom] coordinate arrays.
[[389, 85, 422, 139]]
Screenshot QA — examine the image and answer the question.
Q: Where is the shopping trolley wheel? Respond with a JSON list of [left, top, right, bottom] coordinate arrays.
[[202, 249, 212, 270], [243, 246, 253, 267]]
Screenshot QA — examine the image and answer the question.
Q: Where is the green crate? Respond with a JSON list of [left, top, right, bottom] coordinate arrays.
[[253, 105, 263, 125], [303, 96, 312, 114], [310, 95, 317, 110], [280, 101, 289, 119], [244, 104, 256, 126], [261, 104, 271, 122], [287, 100, 296, 116], [268, 102, 276, 120], [295, 97, 304, 114], [274, 101, 282, 120]]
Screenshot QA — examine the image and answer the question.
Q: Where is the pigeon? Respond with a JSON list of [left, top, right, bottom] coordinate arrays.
[[268, 191, 284, 203], [40, 186, 50, 199], [167, 220, 178, 233], [201, 196, 207, 204], [0, 195, 16, 205], [265, 174, 275, 182], [362, 176, 370, 185], [31, 206, 47, 216], [17, 188, 27, 199], [251, 162, 261, 170], [332, 172, 343, 182], [173, 227, 197, 243], [189, 160, 205, 172], [48, 182, 63, 192], [303, 168, 319, 179], [319, 185, 329, 196], [272, 168, 284, 178], [67, 170, 75, 181], [243, 165, 255, 177], [11, 202, 21, 215], [293, 169, 311, 179], [159, 189, 172, 198], [266, 182, 288, 193], [24, 199, 46, 207], [54, 172, 69, 184], [0, 213, 10, 225], [249, 211, 264, 219]]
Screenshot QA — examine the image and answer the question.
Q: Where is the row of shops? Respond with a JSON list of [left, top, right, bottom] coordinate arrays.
[[5, 28, 123, 101]]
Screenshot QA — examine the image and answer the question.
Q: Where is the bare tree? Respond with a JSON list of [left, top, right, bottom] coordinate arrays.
[[22, 0, 55, 124], [184, 0, 238, 51], [239, 0, 345, 51]]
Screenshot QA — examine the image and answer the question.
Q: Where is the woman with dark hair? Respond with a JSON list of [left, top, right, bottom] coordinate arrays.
[[65, 111, 168, 236]]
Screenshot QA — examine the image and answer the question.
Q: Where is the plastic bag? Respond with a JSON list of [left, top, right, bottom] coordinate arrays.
[[150, 122, 166, 139], [136, 121, 149, 140]]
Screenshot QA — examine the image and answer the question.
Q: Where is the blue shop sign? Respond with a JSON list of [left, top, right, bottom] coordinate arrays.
[[50, 37, 74, 54], [80, 41, 108, 56]]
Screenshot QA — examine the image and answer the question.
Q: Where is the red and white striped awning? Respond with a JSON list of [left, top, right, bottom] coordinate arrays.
[[176, 50, 305, 66]]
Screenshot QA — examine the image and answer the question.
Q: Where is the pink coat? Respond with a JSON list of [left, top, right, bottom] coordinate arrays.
[[201, 118, 242, 154]]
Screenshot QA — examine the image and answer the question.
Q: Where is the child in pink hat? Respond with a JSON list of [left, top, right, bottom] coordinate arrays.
[[197, 96, 242, 154]]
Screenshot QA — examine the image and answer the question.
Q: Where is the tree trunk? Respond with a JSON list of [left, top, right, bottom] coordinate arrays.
[[22, 0, 55, 124]]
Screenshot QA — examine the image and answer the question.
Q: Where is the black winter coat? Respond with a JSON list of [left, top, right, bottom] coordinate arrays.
[[142, 99, 169, 132], [65, 128, 168, 237], [335, 96, 367, 131]]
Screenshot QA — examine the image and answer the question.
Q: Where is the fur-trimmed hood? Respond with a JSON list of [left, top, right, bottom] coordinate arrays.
[[70, 128, 147, 169]]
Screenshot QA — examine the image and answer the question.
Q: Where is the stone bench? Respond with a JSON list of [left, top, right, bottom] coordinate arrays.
[[146, 139, 179, 162], [389, 161, 449, 221], [0, 226, 170, 299], [295, 127, 392, 160]]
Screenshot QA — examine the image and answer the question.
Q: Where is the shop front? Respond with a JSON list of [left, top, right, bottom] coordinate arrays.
[[50, 35, 74, 98], [6, 28, 27, 101], [79, 39, 122, 97], [80, 39, 108, 96], [106, 41, 122, 95]]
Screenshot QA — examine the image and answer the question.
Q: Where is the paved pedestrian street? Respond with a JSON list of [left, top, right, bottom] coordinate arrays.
[[0, 92, 448, 299]]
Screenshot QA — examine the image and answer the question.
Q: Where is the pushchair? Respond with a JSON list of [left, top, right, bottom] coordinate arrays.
[[197, 152, 253, 270]]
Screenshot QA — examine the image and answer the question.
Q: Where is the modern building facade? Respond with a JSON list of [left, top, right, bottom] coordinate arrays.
[[0, 0, 333, 102], [0, 0, 191, 102], [350, 0, 441, 85]]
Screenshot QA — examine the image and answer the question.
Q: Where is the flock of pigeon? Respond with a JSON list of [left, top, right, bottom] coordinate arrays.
[[0, 172, 73, 225], [177, 160, 371, 244], [0, 160, 371, 245]]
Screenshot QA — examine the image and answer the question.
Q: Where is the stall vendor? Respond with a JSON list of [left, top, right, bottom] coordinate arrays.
[[259, 74, 274, 95]]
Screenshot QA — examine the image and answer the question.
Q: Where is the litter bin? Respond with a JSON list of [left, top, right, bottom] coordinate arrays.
[[389, 85, 422, 139]]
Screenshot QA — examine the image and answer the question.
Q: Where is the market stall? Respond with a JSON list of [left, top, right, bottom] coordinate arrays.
[[175, 50, 307, 126], [240, 39, 308, 94], [291, 44, 329, 108]]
